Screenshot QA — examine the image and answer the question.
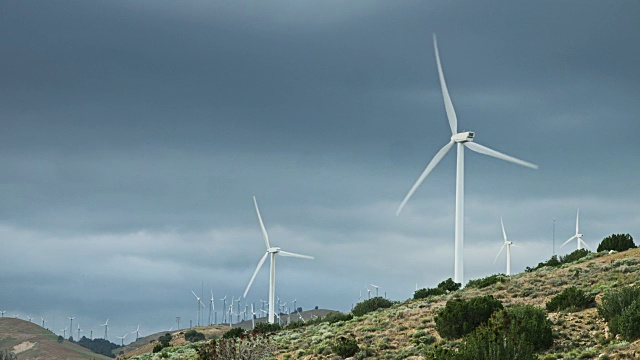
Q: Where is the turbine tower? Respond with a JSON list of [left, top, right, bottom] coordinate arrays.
[[493, 217, 515, 275], [116, 332, 128, 346], [191, 290, 205, 326], [562, 209, 589, 250], [208, 290, 215, 325], [133, 324, 140, 341], [220, 296, 227, 324], [0, 311, 5, 318], [41, 317, 46, 328], [100, 318, 109, 340], [68, 317, 74, 338], [370, 284, 380, 297], [243, 196, 315, 324], [396, 34, 538, 285]]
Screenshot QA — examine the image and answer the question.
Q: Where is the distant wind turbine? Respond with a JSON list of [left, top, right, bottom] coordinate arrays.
[[370, 284, 380, 297], [62, 327, 67, 338], [243, 196, 314, 324], [100, 318, 109, 340], [396, 34, 538, 285], [133, 324, 140, 341], [116, 332, 128, 346], [561, 209, 589, 250], [220, 296, 227, 324], [27, 316, 33, 323], [493, 218, 515, 275], [208, 290, 215, 325], [77, 324, 83, 340], [68, 317, 74, 338], [191, 290, 205, 326], [41, 317, 46, 328], [0, 311, 5, 318]]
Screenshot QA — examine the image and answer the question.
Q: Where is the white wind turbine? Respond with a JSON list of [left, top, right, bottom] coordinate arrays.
[[396, 34, 538, 285], [62, 327, 67, 338], [243, 196, 315, 324], [0, 311, 5, 318], [41, 317, 46, 327], [68, 317, 74, 338], [191, 290, 205, 326], [100, 318, 109, 340], [208, 290, 215, 325], [370, 284, 380, 297], [493, 218, 515, 275], [220, 296, 227, 324], [133, 324, 140, 341], [116, 332, 128, 346], [562, 209, 589, 250]]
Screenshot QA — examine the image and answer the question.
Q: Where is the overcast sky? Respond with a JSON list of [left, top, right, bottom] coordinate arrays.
[[1, 0, 639, 344]]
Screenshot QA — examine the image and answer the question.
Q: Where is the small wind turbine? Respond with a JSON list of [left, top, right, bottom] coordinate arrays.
[[243, 196, 315, 324], [68, 317, 74, 337], [0, 311, 5, 318], [13, 314, 19, 319], [561, 209, 589, 250], [370, 284, 380, 297], [191, 290, 204, 326], [494, 217, 515, 275], [396, 34, 538, 285], [365, 286, 371, 299], [27, 316, 33, 323], [250, 303, 256, 329], [62, 327, 67, 338], [208, 290, 215, 325], [41, 317, 46, 327], [133, 324, 140, 341], [77, 324, 83, 340], [228, 304, 233, 327], [116, 332, 128, 346], [100, 318, 109, 340], [220, 296, 227, 323]]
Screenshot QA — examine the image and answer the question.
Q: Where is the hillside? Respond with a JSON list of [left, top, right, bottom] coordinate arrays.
[[0, 318, 111, 360], [123, 248, 640, 359]]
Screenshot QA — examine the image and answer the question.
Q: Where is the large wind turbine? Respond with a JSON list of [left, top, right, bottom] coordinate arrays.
[[396, 34, 538, 285], [561, 209, 589, 250], [100, 318, 109, 340], [191, 290, 205, 326], [494, 217, 515, 275], [243, 196, 314, 324]]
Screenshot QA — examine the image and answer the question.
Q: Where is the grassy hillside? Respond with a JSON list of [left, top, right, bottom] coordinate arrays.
[[123, 248, 640, 359], [0, 318, 111, 360]]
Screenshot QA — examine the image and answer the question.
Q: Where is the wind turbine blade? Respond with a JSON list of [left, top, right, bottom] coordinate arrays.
[[433, 34, 457, 135], [561, 235, 578, 247], [580, 238, 590, 250], [243, 252, 269, 298], [253, 196, 271, 249], [465, 142, 538, 169], [494, 243, 506, 263], [500, 217, 508, 243], [396, 141, 454, 215], [191, 290, 199, 300], [278, 250, 314, 260], [576, 209, 580, 234]]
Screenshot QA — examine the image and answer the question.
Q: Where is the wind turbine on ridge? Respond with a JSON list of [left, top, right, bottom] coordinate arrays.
[[100, 318, 109, 340], [562, 209, 589, 250], [396, 34, 538, 285], [493, 217, 515, 275], [243, 196, 314, 324], [191, 290, 205, 326]]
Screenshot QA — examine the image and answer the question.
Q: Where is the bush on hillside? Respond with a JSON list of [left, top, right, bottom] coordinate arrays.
[[331, 336, 359, 358], [466, 274, 508, 289], [525, 249, 591, 272], [158, 333, 172, 346], [222, 327, 245, 339], [425, 307, 546, 360], [254, 322, 281, 334], [598, 286, 640, 341], [498, 305, 553, 351], [546, 286, 595, 312], [351, 297, 394, 317], [57, 335, 64, 343], [598, 234, 636, 252], [184, 329, 205, 342], [435, 296, 504, 339], [323, 311, 353, 324], [0, 349, 17, 360], [414, 278, 462, 299], [76, 337, 119, 358]]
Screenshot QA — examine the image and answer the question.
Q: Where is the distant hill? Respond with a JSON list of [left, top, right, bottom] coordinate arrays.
[[0, 318, 111, 360], [117, 308, 336, 358]]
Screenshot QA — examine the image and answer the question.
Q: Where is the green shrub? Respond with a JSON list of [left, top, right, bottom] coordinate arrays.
[[158, 333, 172, 346], [525, 249, 591, 272], [597, 234, 636, 252], [184, 329, 205, 342], [222, 327, 245, 339], [331, 336, 359, 358], [351, 297, 394, 317], [466, 274, 508, 289], [324, 311, 353, 323], [152, 343, 164, 353], [435, 296, 503, 339], [414, 278, 461, 299], [546, 286, 595, 312], [456, 322, 537, 360], [497, 305, 553, 351], [598, 286, 640, 341], [254, 322, 281, 334]]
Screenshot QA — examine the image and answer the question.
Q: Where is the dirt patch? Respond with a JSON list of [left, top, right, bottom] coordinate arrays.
[[12, 341, 36, 353]]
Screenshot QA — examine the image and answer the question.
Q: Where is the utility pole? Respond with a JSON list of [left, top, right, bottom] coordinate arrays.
[[553, 218, 556, 256]]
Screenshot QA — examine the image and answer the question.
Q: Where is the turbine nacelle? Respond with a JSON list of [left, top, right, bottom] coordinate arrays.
[[451, 131, 475, 143], [267, 247, 281, 253], [576, 233, 583, 239]]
